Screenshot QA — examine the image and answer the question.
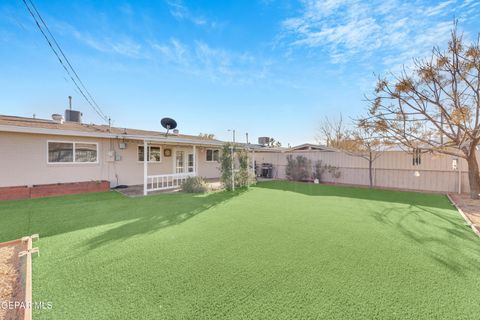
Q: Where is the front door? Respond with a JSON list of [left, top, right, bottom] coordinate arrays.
[[175, 151, 185, 173]]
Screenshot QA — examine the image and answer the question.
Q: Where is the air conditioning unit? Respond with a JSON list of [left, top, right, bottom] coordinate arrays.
[[258, 137, 270, 145], [65, 109, 82, 123], [118, 142, 127, 149]]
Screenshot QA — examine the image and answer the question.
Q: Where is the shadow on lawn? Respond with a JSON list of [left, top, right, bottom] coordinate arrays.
[[0, 189, 245, 244], [85, 189, 246, 249], [254, 181, 452, 209], [256, 181, 480, 274], [371, 205, 480, 275]]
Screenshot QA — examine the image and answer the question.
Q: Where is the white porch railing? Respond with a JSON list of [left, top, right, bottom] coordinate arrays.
[[146, 172, 196, 193]]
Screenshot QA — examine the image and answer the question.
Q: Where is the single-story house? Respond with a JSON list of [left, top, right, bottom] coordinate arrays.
[[0, 112, 227, 197], [0, 111, 473, 198]]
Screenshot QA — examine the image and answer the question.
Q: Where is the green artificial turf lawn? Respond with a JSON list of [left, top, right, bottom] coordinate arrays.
[[0, 181, 479, 319]]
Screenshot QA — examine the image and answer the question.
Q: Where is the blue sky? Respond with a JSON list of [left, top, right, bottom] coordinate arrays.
[[1, 0, 479, 145]]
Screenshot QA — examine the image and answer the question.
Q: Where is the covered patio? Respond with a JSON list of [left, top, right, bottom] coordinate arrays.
[[138, 138, 223, 195]]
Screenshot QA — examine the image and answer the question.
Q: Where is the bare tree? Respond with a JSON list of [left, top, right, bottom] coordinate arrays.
[[316, 114, 348, 147], [348, 123, 386, 188], [317, 115, 385, 188], [362, 26, 480, 199]]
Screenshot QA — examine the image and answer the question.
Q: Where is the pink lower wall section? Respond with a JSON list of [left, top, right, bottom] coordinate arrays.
[[0, 181, 110, 200]]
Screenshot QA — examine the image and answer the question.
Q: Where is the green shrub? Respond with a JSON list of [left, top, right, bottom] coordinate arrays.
[[313, 160, 326, 181], [285, 155, 312, 181], [181, 176, 208, 193], [287, 157, 341, 182], [219, 143, 255, 190], [219, 143, 234, 190], [236, 148, 256, 187]]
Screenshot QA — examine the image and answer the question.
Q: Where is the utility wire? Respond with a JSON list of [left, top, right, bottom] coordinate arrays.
[[22, 0, 109, 123], [26, 0, 108, 121]]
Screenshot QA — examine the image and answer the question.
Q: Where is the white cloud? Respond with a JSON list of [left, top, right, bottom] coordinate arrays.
[[151, 38, 269, 84], [424, 0, 456, 16], [56, 22, 143, 58], [74, 32, 142, 58], [165, 0, 214, 27], [151, 38, 190, 65], [281, 0, 479, 67]]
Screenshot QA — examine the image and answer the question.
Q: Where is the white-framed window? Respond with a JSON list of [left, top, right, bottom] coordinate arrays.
[[47, 141, 98, 163], [138, 145, 162, 162], [412, 148, 421, 166], [206, 149, 219, 162], [188, 153, 194, 172], [176, 151, 185, 173]]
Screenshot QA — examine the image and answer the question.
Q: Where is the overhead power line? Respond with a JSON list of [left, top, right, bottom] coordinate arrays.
[[22, 0, 109, 123]]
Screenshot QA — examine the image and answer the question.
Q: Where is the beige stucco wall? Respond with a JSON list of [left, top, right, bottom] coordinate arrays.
[[1, 131, 472, 193], [196, 147, 221, 179], [0, 132, 222, 187], [0, 132, 110, 187]]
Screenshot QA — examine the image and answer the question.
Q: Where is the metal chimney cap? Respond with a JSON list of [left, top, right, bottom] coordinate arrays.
[[51, 114, 64, 123]]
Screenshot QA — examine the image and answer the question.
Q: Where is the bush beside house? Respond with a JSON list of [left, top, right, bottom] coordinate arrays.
[[181, 176, 208, 193]]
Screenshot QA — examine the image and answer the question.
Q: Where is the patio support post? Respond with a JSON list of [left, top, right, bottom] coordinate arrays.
[[231, 130, 235, 191], [143, 140, 148, 196], [193, 145, 197, 176], [252, 149, 255, 179]]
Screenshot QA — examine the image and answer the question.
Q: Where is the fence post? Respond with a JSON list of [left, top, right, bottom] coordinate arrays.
[[18, 234, 40, 320]]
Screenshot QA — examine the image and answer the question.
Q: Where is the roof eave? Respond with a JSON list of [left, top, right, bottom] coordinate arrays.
[[0, 124, 223, 146]]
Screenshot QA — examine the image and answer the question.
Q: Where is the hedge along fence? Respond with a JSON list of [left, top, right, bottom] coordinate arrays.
[[285, 155, 341, 182], [254, 150, 469, 194], [270, 164, 467, 194]]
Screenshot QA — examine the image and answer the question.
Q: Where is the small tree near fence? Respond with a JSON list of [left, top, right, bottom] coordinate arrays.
[[236, 148, 251, 187], [219, 143, 255, 190], [318, 114, 385, 188], [220, 144, 234, 190]]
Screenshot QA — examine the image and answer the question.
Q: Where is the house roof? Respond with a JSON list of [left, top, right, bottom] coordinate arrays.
[[239, 143, 288, 152], [0, 115, 224, 146], [287, 143, 335, 152]]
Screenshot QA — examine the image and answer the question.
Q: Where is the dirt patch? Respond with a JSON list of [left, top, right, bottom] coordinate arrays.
[[448, 194, 480, 236], [0, 241, 25, 320]]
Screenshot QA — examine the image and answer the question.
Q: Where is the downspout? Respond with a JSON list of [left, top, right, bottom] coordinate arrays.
[[252, 149, 256, 180]]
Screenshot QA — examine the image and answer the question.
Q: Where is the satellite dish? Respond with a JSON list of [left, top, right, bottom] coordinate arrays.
[[161, 117, 177, 136]]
